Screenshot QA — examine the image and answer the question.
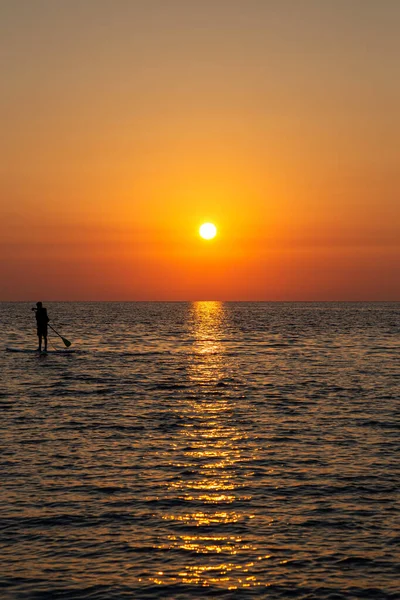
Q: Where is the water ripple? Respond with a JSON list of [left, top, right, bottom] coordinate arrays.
[[0, 301, 399, 599]]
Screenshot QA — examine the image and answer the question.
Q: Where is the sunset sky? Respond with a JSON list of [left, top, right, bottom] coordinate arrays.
[[1, 0, 399, 300]]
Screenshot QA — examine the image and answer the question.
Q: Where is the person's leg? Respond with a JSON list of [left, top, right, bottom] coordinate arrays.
[[38, 332, 42, 351], [43, 334, 48, 352]]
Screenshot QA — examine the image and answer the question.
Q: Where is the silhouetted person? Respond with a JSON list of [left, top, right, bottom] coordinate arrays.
[[34, 302, 49, 351]]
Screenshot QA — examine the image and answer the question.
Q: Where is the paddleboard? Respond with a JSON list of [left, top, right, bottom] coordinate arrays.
[[6, 348, 76, 354]]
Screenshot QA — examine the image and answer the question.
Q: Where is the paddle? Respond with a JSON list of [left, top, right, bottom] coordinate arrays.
[[48, 324, 72, 347]]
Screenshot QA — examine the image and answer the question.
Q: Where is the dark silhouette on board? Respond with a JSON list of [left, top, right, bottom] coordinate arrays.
[[32, 302, 50, 352]]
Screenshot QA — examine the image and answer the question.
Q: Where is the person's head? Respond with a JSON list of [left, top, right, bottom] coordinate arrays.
[[36, 302, 43, 309]]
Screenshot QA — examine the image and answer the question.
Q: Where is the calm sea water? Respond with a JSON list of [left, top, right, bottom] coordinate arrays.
[[1, 302, 399, 600]]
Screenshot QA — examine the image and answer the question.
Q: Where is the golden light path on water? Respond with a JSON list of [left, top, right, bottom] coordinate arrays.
[[148, 302, 265, 590]]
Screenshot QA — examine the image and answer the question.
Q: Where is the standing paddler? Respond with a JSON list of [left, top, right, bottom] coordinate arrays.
[[33, 302, 50, 352]]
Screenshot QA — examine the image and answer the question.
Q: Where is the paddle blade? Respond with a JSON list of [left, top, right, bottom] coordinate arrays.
[[61, 337, 71, 347]]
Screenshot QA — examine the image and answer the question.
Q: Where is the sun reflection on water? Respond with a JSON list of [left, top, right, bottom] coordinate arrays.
[[149, 301, 261, 590]]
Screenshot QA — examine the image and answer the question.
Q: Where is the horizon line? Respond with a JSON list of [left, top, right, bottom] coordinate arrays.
[[1, 299, 399, 304]]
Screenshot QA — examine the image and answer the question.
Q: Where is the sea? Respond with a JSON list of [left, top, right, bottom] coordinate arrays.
[[0, 302, 399, 600]]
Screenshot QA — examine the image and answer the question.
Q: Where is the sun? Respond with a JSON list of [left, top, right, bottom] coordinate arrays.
[[199, 222, 217, 240]]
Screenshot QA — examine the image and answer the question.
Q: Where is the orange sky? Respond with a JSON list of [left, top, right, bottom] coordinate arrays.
[[1, 0, 399, 300]]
